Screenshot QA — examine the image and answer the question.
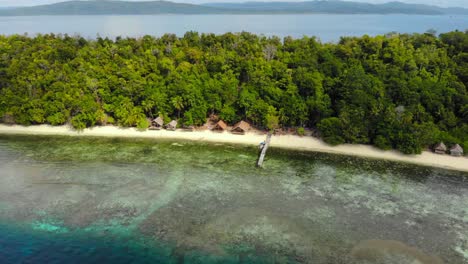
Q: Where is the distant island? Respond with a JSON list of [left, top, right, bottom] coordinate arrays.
[[0, 0, 467, 16]]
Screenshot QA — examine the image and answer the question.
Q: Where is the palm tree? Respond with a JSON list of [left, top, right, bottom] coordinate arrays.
[[141, 100, 155, 118], [171, 96, 184, 119]]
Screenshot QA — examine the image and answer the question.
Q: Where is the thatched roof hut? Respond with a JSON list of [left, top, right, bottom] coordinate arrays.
[[212, 120, 227, 131], [167, 120, 177, 131], [150, 117, 164, 130], [450, 144, 463, 157], [231, 121, 251, 134], [434, 142, 447, 154]]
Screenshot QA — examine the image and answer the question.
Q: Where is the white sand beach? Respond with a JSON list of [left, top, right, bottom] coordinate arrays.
[[0, 124, 467, 173]]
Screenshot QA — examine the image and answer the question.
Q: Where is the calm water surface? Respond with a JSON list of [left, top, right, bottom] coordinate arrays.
[[0, 14, 467, 41], [0, 135, 467, 263]]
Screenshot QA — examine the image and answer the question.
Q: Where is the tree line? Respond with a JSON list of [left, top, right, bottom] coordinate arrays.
[[0, 31, 467, 154]]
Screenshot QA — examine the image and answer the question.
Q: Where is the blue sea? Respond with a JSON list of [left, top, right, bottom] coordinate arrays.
[[0, 14, 467, 41]]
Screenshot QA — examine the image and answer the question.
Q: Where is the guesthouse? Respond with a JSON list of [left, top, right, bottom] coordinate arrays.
[[167, 120, 178, 131], [231, 121, 251, 135], [212, 120, 227, 132], [450, 144, 464, 157], [434, 142, 447, 154], [150, 117, 164, 130]]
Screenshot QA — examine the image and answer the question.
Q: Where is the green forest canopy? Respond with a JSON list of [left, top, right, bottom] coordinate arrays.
[[0, 31, 467, 154]]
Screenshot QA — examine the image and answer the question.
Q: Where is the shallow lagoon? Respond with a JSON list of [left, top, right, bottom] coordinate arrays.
[[0, 135, 467, 263]]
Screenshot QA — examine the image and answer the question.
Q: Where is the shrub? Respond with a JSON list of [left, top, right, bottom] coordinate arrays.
[[374, 135, 392, 150], [297, 127, 305, 136], [323, 135, 345, 146], [318, 117, 345, 145], [136, 118, 150, 131], [2, 112, 15, 124], [220, 105, 236, 123], [46, 112, 67, 126], [71, 115, 87, 130]]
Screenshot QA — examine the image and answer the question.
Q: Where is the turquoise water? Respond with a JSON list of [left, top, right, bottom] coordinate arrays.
[[0, 135, 467, 263], [0, 222, 281, 263], [0, 224, 174, 263], [0, 14, 467, 42]]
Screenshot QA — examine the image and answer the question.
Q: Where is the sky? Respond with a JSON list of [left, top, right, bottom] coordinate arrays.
[[0, 0, 466, 8]]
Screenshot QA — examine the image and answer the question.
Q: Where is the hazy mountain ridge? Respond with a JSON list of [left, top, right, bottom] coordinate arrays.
[[0, 0, 466, 15], [204, 1, 468, 14], [0, 1, 224, 15]]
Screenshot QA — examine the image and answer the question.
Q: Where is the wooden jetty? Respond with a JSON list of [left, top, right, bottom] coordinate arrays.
[[257, 133, 272, 167]]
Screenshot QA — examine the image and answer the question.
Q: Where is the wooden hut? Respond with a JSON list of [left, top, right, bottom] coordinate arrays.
[[450, 144, 464, 157], [231, 121, 251, 135], [149, 117, 164, 130], [434, 142, 447, 154], [212, 120, 227, 132], [166, 120, 178, 131]]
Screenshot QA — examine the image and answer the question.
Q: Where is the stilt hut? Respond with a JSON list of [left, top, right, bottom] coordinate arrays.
[[450, 144, 464, 157], [149, 117, 164, 130], [212, 120, 227, 132], [434, 142, 447, 154], [231, 121, 251, 135], [166, 120, 178, 131]]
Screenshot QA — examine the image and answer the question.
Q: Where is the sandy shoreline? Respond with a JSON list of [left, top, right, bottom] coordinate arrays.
[[0, 124, 467, 173]]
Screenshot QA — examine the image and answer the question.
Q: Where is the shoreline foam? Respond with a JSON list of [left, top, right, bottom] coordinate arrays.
[[0, 124, 467, 173]]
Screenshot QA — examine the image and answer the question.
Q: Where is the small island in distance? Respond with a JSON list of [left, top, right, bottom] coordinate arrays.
[[0, 0, 467, 16]]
